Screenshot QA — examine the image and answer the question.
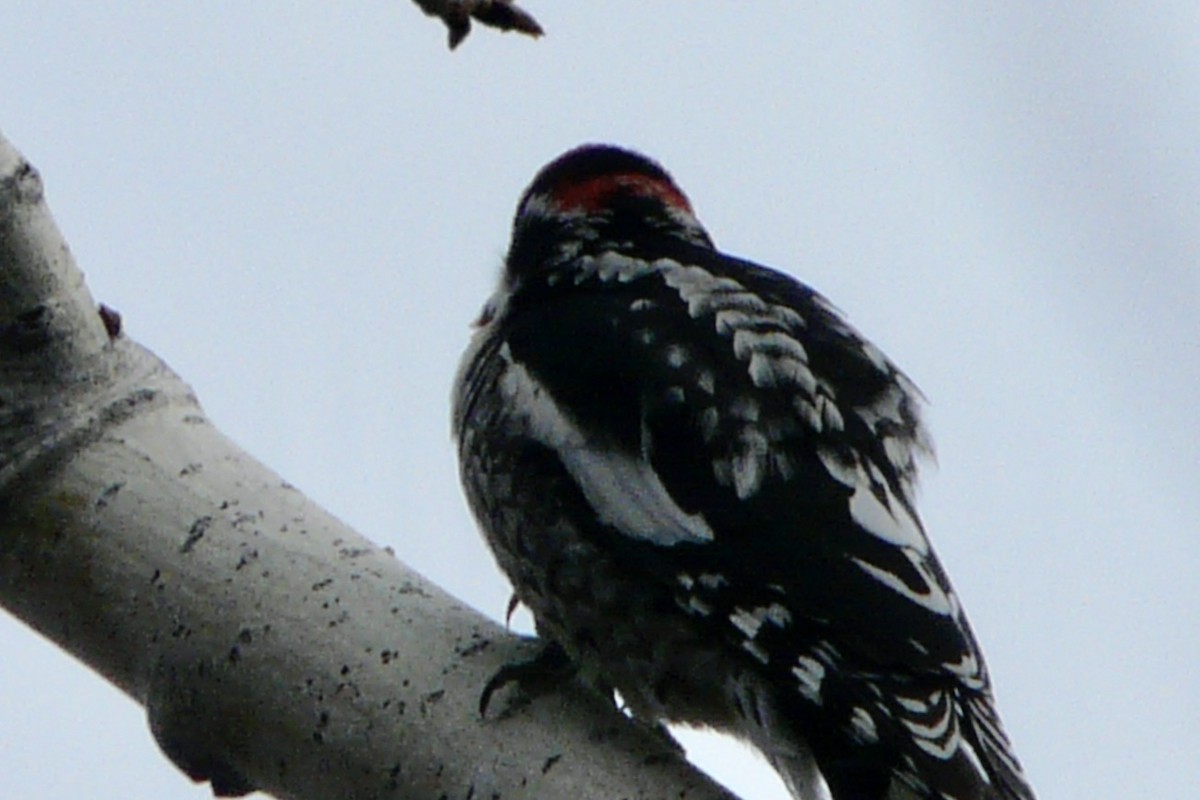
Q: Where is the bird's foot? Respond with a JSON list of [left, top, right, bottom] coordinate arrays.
[[479, 639, 576, 717]]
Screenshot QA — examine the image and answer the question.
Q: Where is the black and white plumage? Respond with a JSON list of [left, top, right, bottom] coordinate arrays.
[[453, 144, 1036, 800]]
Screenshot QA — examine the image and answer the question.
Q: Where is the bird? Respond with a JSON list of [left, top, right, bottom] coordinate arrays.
[[452, 143, 1036, 800]]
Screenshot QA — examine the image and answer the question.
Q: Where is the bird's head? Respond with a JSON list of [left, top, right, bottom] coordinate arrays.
[[506, 144, 713, 279]]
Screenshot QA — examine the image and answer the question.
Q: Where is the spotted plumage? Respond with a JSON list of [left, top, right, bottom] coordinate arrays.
[[453, 144, 1036, 800]]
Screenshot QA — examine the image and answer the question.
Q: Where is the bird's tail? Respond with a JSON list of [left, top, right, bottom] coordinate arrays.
[[963, 693, 1037, 800]]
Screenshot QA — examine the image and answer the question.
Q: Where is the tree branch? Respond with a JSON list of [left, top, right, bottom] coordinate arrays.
[[0, 131, 735, 800]]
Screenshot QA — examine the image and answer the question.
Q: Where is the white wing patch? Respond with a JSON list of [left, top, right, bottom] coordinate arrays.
[[819, 447, 930, 553], [942, 649, 984, 687], [661, 263, 816, 399], [852, 552, 959, 617], [849, 482, 928, 553], [742, 638, 771, 665], [497, 346, 714, 545], [792, 655, 826, 703], [816, 445, 959, 618], [730, 602, 793, 639], [886, 686, 995, 795], [854, 378, 932, 486], [568, 252, 932, 506], [561, 447, 716, 544], [848, 707, 879, 743]]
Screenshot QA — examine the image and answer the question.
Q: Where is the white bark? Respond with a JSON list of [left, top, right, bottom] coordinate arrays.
[[0, 131, 737, 800]]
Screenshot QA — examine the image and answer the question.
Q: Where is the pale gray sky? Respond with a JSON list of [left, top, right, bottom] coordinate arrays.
[[2, 5, 1197, 799]]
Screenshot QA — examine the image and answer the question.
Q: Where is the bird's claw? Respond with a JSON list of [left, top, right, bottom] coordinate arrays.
[[479, 640, 575, 717]]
